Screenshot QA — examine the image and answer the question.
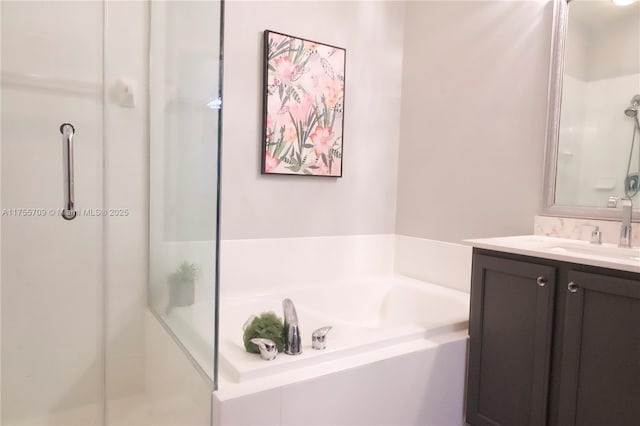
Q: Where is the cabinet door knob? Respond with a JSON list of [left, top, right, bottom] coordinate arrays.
[[568, 281, 579, 293], [536, 276, 547, 287]]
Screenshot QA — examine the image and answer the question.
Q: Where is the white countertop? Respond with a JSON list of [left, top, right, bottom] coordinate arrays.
[[465, 235, 640, 274]]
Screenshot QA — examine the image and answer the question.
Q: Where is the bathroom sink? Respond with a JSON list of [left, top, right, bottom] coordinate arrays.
[[465, 235, 640, 273], [544, 243, 640, 263]]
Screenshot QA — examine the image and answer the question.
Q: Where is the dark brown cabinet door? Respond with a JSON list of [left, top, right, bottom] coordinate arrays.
[[466, 254, 556, 426], [558, 270, 640, 426]]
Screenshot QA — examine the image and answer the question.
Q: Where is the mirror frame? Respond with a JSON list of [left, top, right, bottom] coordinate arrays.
[[542, 0, 639, 222]]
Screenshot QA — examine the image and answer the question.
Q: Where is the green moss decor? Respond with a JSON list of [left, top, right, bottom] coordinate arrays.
[[242, 312, 285, 354]]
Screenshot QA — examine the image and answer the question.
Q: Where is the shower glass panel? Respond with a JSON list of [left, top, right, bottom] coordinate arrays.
[[1, 1, 105, 424], [148, 0, 222, 382]]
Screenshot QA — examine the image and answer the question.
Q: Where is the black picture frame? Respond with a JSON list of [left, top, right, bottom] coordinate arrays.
[[261, 30, 346, 177]]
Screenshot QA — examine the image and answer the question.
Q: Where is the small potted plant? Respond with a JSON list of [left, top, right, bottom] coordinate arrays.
[[168, 261, 199, 307]]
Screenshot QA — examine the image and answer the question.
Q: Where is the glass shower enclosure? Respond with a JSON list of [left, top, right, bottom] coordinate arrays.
[[148, 0, 223, 383], [1, 1, 222, 424]]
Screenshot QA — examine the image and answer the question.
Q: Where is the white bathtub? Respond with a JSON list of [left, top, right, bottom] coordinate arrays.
[[218, 275, 469, 382], [165, 274, 469, 384], [164, 274, 470, 424]]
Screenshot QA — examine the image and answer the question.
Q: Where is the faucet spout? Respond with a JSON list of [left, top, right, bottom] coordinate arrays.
[[619, 198, 633, 248], [283, 298, 302, 355]]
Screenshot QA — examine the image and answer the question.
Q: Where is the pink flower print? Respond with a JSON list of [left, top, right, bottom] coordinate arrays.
[[331, 157, 341, 176], [270, 33, 286, 46], [283, 125, 297, 143], [308, 70, 336, 100], [304, 41, 319, 52], [268, 91, 285, 117], [307, 152, 330, 176], [325, 85, 342, 108], [264, 151, 280, 173], [273, 56, 298, 86], [288, 93, 314, 123], [310, 126, 332, 156], [316, 160, 330, 176]]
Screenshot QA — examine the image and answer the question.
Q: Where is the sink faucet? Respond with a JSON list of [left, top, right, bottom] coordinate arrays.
[[590, 226, 602, 245], [619, 197, 633, 248], [283, 298, 302, 355]]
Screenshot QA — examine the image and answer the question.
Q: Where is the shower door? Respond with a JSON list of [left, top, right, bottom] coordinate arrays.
[[2, 1, 223, 424], [1, 1, 106, 424]]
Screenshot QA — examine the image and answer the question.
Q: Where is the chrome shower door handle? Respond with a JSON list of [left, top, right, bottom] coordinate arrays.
[[59, 123, 77, 220]]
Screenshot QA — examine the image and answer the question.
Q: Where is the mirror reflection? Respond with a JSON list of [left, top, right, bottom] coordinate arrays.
[[556, 0, 640, 208]]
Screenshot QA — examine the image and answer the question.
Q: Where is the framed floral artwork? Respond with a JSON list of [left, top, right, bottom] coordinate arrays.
[[261, 30, 346, 177]]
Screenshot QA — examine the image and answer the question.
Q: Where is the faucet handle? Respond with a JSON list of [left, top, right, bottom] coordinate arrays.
[[250, 338, 278, 361], [311, 326, 332, 350], [590, 226, 602, 245]]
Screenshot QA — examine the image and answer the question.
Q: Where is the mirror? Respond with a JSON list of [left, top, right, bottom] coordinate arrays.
[[544, 0, 640, 220]]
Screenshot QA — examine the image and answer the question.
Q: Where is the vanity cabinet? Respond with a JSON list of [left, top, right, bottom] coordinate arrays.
[[465, 249, 640, 426], [558, 270, 640, 426], [466, 254, 556, 426]]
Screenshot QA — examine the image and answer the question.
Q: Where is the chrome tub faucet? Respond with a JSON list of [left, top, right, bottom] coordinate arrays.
[[283, 298, 302, 355]]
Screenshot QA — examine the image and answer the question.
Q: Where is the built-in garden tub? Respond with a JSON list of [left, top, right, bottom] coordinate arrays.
[[168, 274, 471, 425], [219, 275, 469, 382]]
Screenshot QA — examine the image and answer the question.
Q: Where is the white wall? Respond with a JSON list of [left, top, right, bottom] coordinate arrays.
[[395, 1, 553, 243], [221, 0, 405, 240]]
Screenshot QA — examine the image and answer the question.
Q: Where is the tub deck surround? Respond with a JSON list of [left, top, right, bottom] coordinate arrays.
[[394, 235, 473, 292], [220, 234, 474, 297], [466, 235, 640, 273], [219, 235, 396, 297]]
